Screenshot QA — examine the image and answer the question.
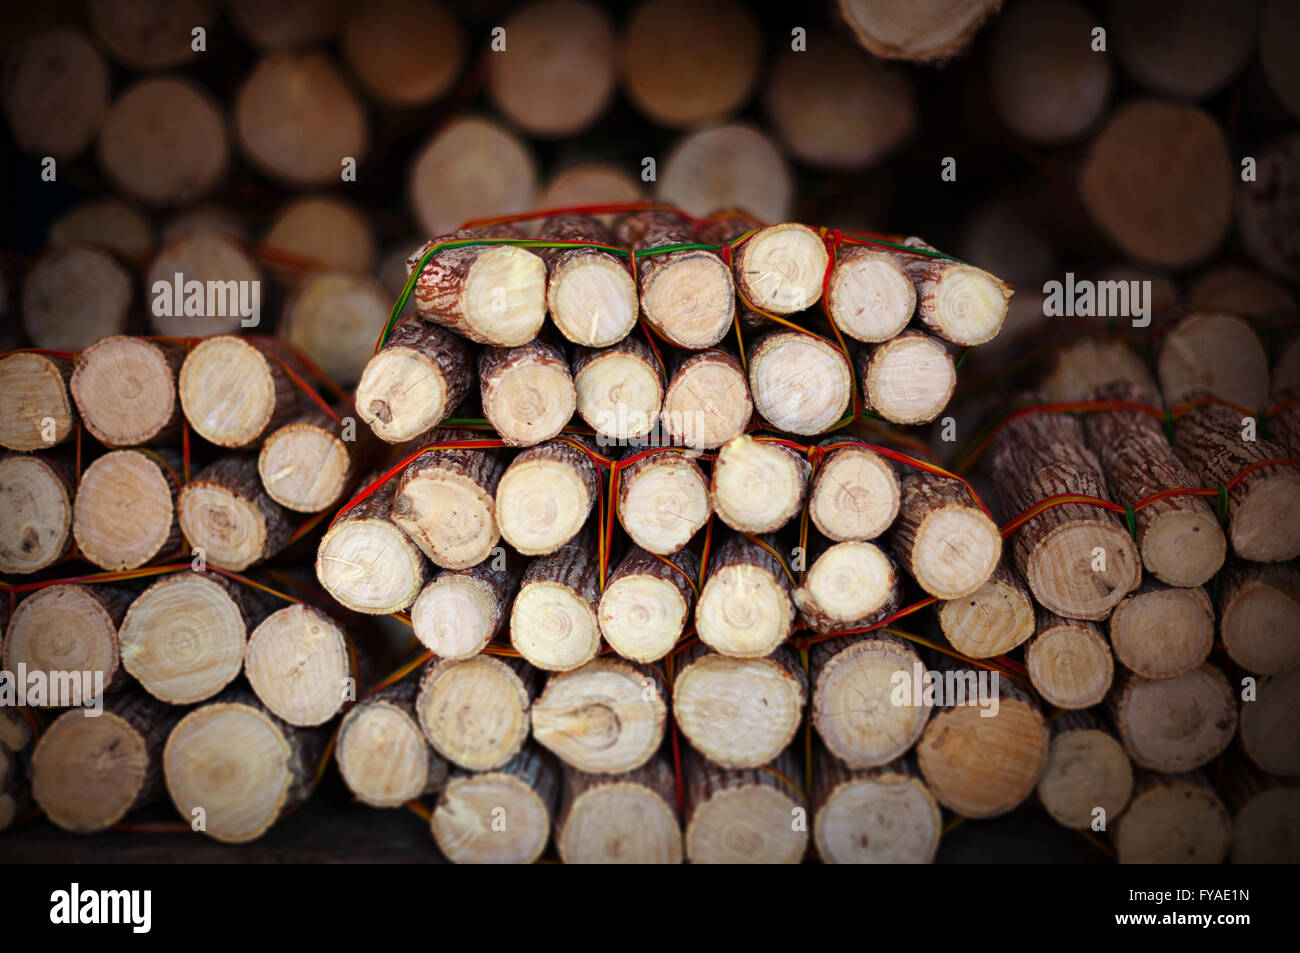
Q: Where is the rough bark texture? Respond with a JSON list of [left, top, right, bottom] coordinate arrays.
[[695, 533, 796, 657], [356, 315, 474, 444], [391, 435, 505, 569], [683, 745, 808, 864], [889, 470, 1001, 600], [179, 456, 291, 571], [478, 338, 576, 446]]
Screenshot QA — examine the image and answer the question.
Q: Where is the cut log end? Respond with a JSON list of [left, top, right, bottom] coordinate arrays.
[[937, 568, 1035, 659], [910, 504, 1002, 600], [317, 516, 426, 614], [432, 766, 551, 864], [0, 455, 71, 574], [685, 762, 807, 864], [2, 585, 118, 696], [31, 709, 151, 833], [0, 353, 75, 451], [1232, 787, 1300, 865], [179, 337, 286, 448], [711, 435, 807, 534], [411, 574, 502, 661], [73, 451, 177, 571], [735, 223, 830, 315], [1142, 506, 1226, 588], [574, 346, 663, 441], [258, 421, 351, 513], [1028, 523, 1141, 620], [1116, 774, 1231, 864], [1113, 665, 1236, 772], [1038, 728, 1134, 830], [531, 659, 666, 774], [548, 255, 638, 347], [815, 771, 941, 864], [813, 637, 928, 769], [392, 473, 499, 571], [750, 334, 852, 435], [416, 657, 532, 771], [1110, 585, 1214, 679], [1239, 668, 1300, 776], [510, 581, 601, 672], [461, 247, 548, 346], [641, 253, 736, 349], [71, 336, 178, 447], [863, 333, 955, 425], [618, 456, 711, 555], [1232, 467, 1300, 562], [337, 700, 436, 808], [660, 351, 752, 450], [796, 541, 897, 633], [696, 563, 794, 657], [178, 483, 270, 572], [1221, 564, 1300, 675], [357, 350, 449, 444], [1026, 616, 1114, 709], [597, 573, 690, 663], [675, 652, 805, 769], [245, 605, 350, 727], [826, 249, 915, 343], [926, 263, 1011, 345], [496, 453, 596, 556], [481, 357, 576, 448], [809, 445, 900, 542], [557, 776, 681, 864]]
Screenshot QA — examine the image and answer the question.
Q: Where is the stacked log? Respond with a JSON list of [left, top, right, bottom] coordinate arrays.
[[335, 676, 448, 809]]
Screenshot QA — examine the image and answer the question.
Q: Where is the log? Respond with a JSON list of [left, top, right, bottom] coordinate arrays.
[[539, 162, 645, 218], [356, 316, 474, 444], [98, 76, 228, 206], [1108, 582, 1215, 679], [227, 0, 349, 50], [1115, 771, 1231, 864], [988, 410, 1142, 619], [73, 449, 181, 570], [1187, 264, 1297, 318], [479, 339, 577, 446], [391, 437, 504, 569], [1239, 667, 1300, 776], [531, 657, 667, 773], [673, 645, 807, 770], [0, 708, 33, 752], [891, 469, 1001, 603], [1108, 664, 1236, 772], [510, 544, 601, 671], [179, 456, 290, 571], [415, 655, 539, 771], [659, 348, 752, 450], [1269, 337, 1300, 456], [683, 746, 808, 864], [245, 604, 355, 727], [857, 330, 956, 425], [572, 335, 664, 442], [496, 439, 600, 555], [30, 691, 177, 833], [258, 412, 355, 514], [710, 435, 810, 534], [695, 533, 796, 658], [1222, 755, 1300, 864], [1041, 338, 1161, 405], [179, 336, 299, 449], [263, 195, 376, 277], [1172, 402, 1300, 562], [2, 584, 126, 700], [1037, 709, 1134, 831], [316, 473, 429, 613], [537, 214, 637, 347], [1218, 561, 1300, 675], [596, 546, 696, 663], [749, 330, 852, 434], [658, 124, 793, 235], [812, 747, 941, 864], [622, 0, 760, 128], [341, 0, 464, 108], [823, 246, 915, 344], [1024, 608, 1114, 710], [235, 51, 368, 187], [49, 198, 153, 259], [834, 0, 1001, 62], [1262, 0, 1300, 122], [145, 232, 261, 336], [87, 0, 211, 69], [118, 572, 254, 705], [1157, 312, 1270, 411], [899, 238, 1012, 346], [795, 541, 902, 634], [732, 224, 829, 316], [0, 454, 72, 574], [431, 745, 560, 864], [410, 559, 519, 661], [1, 27, 108, 159], [1107, 0, 1258, 99], [616, 450, 710, 555], [937, 557, 1035, 659], [71, 336, 183, 447], [0, 352, 75, 452], [810, 633, 929, 769], [280, 273, 390, 387], [1078, 99, 1232, 267], [806, 440, 899, 542], [555, 756, 682, 864], [163, 689, 327, 843], [336, 677, 449, 808], [612, 210, 735, 349], [21, 247, 130, 350]]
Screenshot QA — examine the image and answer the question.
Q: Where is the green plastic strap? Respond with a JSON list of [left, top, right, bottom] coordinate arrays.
[[1257, 410, 1269, 442], [1123, 506, 1137, 540], [1161, 410, 1175, 443], [1216, 485, 1229, 525]]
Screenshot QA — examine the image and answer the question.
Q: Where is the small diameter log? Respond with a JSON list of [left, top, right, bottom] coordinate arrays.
[[88, 0, 210, 69], [245, 605, 354, 727], [479, 340, 577, 447], [49, 198, 153, 260], [1172, 402, 1300, 562], [119, 573, 253, 705], [1187, 264, 1297, 318], [510, 545, 601, 672], [1024, 609, 1114, 710], [73, 450, 180, 570], [2, 584, 126, 701], [409, 118, 538, 238], [258, 413, 354, 513], [416, 655, 538, 772], [0, 454, 72, 574], [858, 331, 956, 425], [1108, 664, 1236, 772], [163, 690, 327, 844], [2, 27, 108, 160], [811, 633, 929, 769], [341, 0, 464, 108], [808, 441, 899, 542], [683, 746, 808, 864], [1237, 132, 1300, 282], [431, 745, 560, 864], [541, 162, 645, 216], [1222, 756, 1300, 864], [748, 330, 852, 435], [336, 677, 448, 809], [988, 411, 1142, 619], [573, 336, 664, 442], [1109, 583, 1214, 679], [1042, 338, 1161, 405], [710, 435, 810, 534], [410, 560, 519, 661], [496, 440, 600, 555], [733, 224, 829, 315], [1272, 336, 1300, 456], [317, 474, 428, 614], [1219, 561, 1300, 675], [915, 663, 1050, 818], [555, 757, 682, 864], [616, 450, 711, 555], [0, 352, 75, 451], [613, 210, 735, 349], [1107, 0, 1257, 100], [597, 546, 696, 663], [356, 317, 473, 445], [537, 214, 637, 347], [391, 438, 505, 570], [1037, 709, 1134, 831], [812, 747, 941, 864], [795, 541, 902, 634], [264, 195, 376, 277], [0, 708, 33, 752], [145, 232, 260, 337], [660, 349, 752, 450], [824, 246, 915, 343], [280, 272, 390, 387], [1115, 771, 1231, 864], [890, 470, 1001, 600], [673, 645, 807, 769], [1157, 312, 1270, 411], [21, 247, 130, 351], [660, 126, 794, 223], [835, 0, 1000, 62], [1239, 667, 1300, 776], [937, 558, 1035, 659], [178, 457, 290, 571], [31, 691, 177, 833], [895, 238, 1011, 346], [179, 336, 298, 449], [406, 225, 546, 346], [531, 658, 667, 774], [695, 533, 796, 658], [71, 336, 183, 447]]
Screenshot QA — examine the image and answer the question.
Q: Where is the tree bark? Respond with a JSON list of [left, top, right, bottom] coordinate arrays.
[[696, 532, 796, 657], [179, 456, 290, 571], [478, 338, 576, 446], [496, 438, 600, 555], [509, 544, 602, 671], [355, 315, 474, 445]]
